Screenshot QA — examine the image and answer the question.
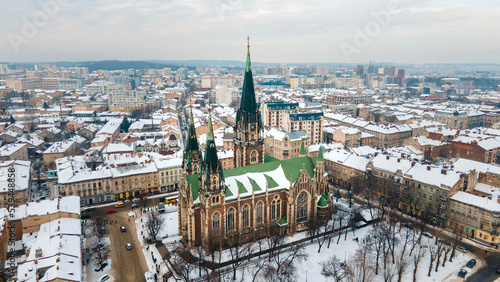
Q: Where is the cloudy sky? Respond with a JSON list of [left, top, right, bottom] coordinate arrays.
[[1, 0, 499, 64]]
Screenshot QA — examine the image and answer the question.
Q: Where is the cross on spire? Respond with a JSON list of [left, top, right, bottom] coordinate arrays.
[[247, 35, 250, 48]]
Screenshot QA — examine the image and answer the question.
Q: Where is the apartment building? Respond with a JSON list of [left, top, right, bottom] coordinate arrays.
[[401, 163, 464, 224], [332, 126, 362, 148], [326, 91, 375, 105], [434, 110, 486, 129], [260, 101, 299, 129], [0, 160, 31, 208], [283, 112, 323, 144], [324, 149, 371, 183], [263, 128, 308, 160], [43, 140, 78, 168], [0, 143, 29, 161]]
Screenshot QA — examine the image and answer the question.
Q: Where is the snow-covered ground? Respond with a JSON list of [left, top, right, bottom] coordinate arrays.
[[81, 223, 114, 282], [132, 205, 181, 281]]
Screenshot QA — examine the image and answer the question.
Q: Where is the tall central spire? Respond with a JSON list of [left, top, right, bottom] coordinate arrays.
[[239, 37, 257, 113]]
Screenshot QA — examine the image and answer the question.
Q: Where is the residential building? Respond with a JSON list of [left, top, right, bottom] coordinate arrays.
[[263, 128, 308, 160], [0, 160, 31, 208], [0, 143, 29, 161], [283, 112, 323, 144]]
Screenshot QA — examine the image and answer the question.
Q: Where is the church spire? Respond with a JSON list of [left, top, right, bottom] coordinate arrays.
[[239, 37, 257, 113], [203, 115, 219, 170], [182, 109, 201, 173]]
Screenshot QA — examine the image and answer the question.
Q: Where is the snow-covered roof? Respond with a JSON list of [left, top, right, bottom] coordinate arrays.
[[404, 163, 461, 189], [0, 160, 30, 193], [451, 191, 500, 213], [43, 140, 75, 154]]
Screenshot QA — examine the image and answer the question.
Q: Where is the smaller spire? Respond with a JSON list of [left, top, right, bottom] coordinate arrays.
[[299, 141, 306, 157], [318, 146, 324, 161]]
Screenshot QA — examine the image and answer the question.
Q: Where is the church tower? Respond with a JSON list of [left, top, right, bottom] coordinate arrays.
[[234, 38, 264, 167], [182, 109, 201, 174], [199, 115, 225, 199]]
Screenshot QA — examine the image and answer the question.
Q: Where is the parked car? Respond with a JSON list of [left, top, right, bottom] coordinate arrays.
[[100, 274, 110, 282], [422, 232, 432, 238], [466, 259, 476, 268], [458, 269, 467, 278], [456, 246, 469, 253], [106, 209, 116, 214], [100, 227, 106, 234], [115, 201, 124, 208], [126, 243, 132, 250], [120, 226, 126, 232], [81, 213, 91, 219], [131, 204, 139, 209], [496, 265, 500, 274]]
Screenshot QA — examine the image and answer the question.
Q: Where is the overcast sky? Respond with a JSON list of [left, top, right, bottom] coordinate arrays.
[[1, 0, 499, 64]]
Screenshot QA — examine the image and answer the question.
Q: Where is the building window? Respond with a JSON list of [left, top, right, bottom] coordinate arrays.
[[256, 202, 263, 224], [227, 208, 235, 231], [250, 151, 257, 163], [212, 212, 220, 235], [242, 205, 249, 227], [296, 192, 308, 223]]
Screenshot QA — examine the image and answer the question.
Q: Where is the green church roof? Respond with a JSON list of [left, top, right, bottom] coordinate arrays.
[[317, 194, 328, 208]]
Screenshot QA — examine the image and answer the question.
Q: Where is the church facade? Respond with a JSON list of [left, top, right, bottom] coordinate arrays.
[[178, 44, 329, 248]]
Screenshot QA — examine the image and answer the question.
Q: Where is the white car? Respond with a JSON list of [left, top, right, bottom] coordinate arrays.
[[126, 243, 132, 250]]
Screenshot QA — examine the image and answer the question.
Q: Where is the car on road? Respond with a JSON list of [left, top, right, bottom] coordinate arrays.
[[166, 198, 177, 204], [106, 209, 116, 214], [100, 274, 110, 282], [115, 201, 124, 208], [126, 243, 132, 250], [458, 269, 467, 278], [456, 246, 468, 253], [81, 213, 91, 219], [466, 259, 476, 268], [120, 226, 126, 232], [496, 265, 500, 274], [131, 204, 139, 209]]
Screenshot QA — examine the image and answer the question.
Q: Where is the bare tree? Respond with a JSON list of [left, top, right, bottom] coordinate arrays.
[[395, 252, 411, 282], [434, 239, 446, 273], [347, 243, 374, 282], [448, 223, 464, 262], [337, 209, 348, 244], [266, 224, 285, 262], [146, 211, 165, 241], [441, 243, 452, 268], [345, 176, 363, 208], [382, 257, 397, 282], [91, 216, 106, 243], [90, 238, 110, 270], [412, 244, 427, 282], [372, 224, 387, 275], [226, 234, 255, 280], [321, 255, 347, 282], [263, 243, 308, 282], [169, 249, 195, 282], [427, 242, 439, 277]]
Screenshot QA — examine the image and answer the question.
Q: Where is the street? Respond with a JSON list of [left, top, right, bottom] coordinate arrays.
[[91, 202, 150, 281], [467, 252, 500, 282]]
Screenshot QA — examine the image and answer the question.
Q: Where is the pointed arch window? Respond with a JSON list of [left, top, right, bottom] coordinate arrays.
[[242, 205, 250, 227], [212, 212, 220, 235], [250, 151, 257, 163], [271, 199, 280, 220], [256, 202, 263, 224], [296, 192, 308, 223], [227, 208, 235, 231]]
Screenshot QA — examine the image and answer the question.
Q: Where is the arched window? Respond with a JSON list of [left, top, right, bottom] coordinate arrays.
[[256, 202, 263, 224], [271, 200, 280, 220], [212, 212, 220, 234], [212, 177, 217, 187], [242, 205, 250, 227], [250, 151, 257, 163], [296, 192, 308, 223], [227, 208, 235, 231]]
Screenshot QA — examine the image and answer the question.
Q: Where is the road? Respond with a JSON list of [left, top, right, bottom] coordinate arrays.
[[99, 203, 149, 282], [467, 253, 500, 282]]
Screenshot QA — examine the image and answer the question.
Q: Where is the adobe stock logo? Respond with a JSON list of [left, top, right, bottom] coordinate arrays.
[[7, 0, 69, 54], [341, 0, 404, 63]]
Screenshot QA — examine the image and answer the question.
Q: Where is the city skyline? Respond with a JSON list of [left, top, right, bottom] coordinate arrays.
[[1, 0, 499, 64]]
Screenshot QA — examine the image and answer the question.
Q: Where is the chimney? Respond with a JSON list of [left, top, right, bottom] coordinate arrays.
[[441, 169, 446, 175], [386, 156, 390, 160], [427, 166, 431, 171], [397, 158, 401, 163]]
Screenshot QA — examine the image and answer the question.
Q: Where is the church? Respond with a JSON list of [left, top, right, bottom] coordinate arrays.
[[178, 42, 329, 248]]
